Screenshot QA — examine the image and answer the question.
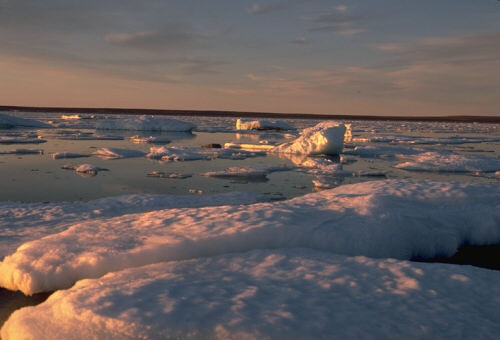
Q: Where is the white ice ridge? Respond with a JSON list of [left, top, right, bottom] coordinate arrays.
[[0, 113, 51, 129], [394, 151, 500, 172], [93, 147, 146, 159], [0, 192, 269, 260], [3, 248, 500, 340], [0, 179, 498, 295], [96, 115, 195, 132], [236, 118, 294, 131]]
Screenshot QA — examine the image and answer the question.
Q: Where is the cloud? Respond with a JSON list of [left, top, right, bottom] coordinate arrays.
[[247, 2, 292, 15], [307, 5, 366, 35], [105, 24, 201, 51], [290, 37, 308, 44]]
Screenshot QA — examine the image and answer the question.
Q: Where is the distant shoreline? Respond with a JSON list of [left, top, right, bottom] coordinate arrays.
[[1, 105, 499, 124]]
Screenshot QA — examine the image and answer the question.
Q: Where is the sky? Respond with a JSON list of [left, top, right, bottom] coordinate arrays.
[[0, 0, 499, 116]]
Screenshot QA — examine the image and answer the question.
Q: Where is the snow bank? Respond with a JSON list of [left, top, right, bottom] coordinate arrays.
[[4, 248, 500, 340], [394, 152, 500, 172], [236, 118, 294, 131], [1, 179, 498, 295], [96, 115, 195, 132], [93, 147, 146, 159], [273, 122, 347, 155], [0, 114, 51, 129]]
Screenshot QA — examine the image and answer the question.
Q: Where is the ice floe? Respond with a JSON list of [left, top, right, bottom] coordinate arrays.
[[0, 136, 46, 144], [51, 152, 90, 159], [0, 114, 51, 129], [147, 171, 192, 179], [62, 164, 108, 177], [129, 135, 171, 144], [0, 192, 269, 259], [0, 149, 43, 155], [236, 118, 294, 131], [273, 122, 347, 155], [201, 166, 290, 181], [96, 115, 195, 132], [344, 145, 425, 157], [4, 248, 500, 339], [0, 179, 498, 295], [394, 152, 500, 172], [93, 147, 146, 159], [146, 146, 206, 161]]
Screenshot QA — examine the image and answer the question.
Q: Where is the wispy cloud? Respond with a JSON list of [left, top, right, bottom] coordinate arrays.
[[290, 36, 309, 44], [307, 5, 366, 36]]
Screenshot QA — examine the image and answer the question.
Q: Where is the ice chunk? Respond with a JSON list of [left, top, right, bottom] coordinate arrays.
[[0, 149, 43, 155], [93, 147, 146, 159], [0, 136, 46, 144], [146, 146, 206, 161], [394, 152, 500, 172], [147, 171, 191, 179], [0, 179, 498, 295], [201, 166, 289, 180], [273, 122, 347, 155], [0, 113, 51, 129], [129, 136, 171, 144], [223, 142, 275, 151], [51, 152, 89, 159], [344, 145, 425, 157], [62, 164, 108, 177], [3, 249, 500, 339], [61, 114, 94, 120], [236, 118, 294, 131], [96, 115, 195, 132]]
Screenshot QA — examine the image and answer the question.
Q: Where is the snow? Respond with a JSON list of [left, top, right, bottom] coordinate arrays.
[[236, 118, 294, 131], [51, 152, 89, 159], [93, 147, 146, 159], [3, 248, 500, 340], [273, 122, 347, 155], [0, 179, 498, 295], [0, 192, 269, 259], [0, 114, 51, 129], [394, 152, 500, 172], [96, 115, 195, 132]]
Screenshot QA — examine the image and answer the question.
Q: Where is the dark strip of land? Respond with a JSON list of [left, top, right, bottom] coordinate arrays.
[[1, 105, 499, 123]]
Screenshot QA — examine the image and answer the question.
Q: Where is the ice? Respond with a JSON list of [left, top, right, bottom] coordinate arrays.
[[344, 145, 425, 157], [0, 179, 498, 295], [96, 115, 195, 132], [62, 164, 108, 177], [0, 114, 51, 129], [201, 166, 290, 180], [0, 149, 43, 155], [236, 118, 295, 131], [223, 142, 275, 152], [394, 152, 500, 172], [147, 171, 192, 179], [0, 136, 46, 144], [51, 152, 89, 159], [61, 114, 94, 120], [129, 136, 171, 144], [93, 147, 146, 159], [3, 249, 500, 339], [146, 146, 206, 161], [0, 192, 269, 259], [273, 122, 347, 155]]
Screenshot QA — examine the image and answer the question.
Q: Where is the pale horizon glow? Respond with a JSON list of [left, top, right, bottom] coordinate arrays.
[[1, 1, 499, 116]]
